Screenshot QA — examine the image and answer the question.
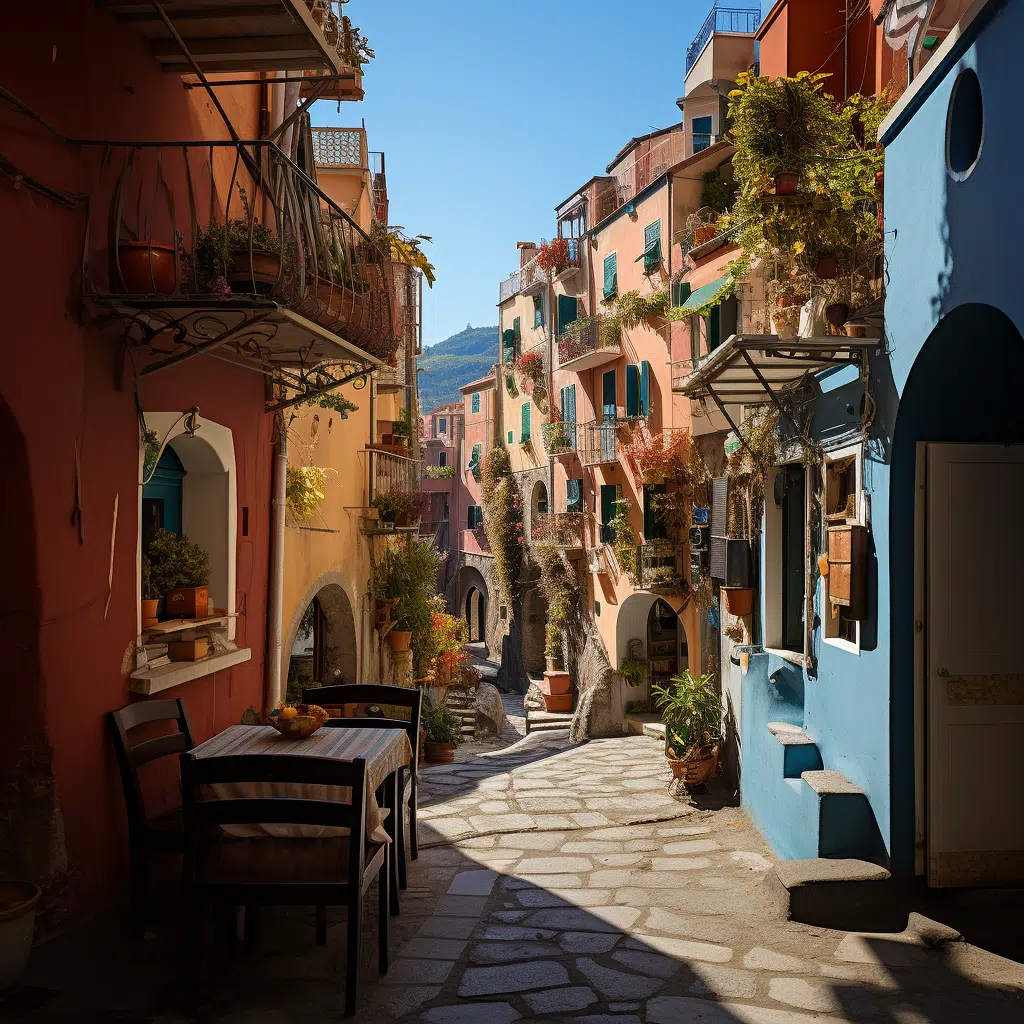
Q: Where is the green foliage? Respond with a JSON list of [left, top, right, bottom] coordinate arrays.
[[534, 542, 580, 667], [701, 169, 735, 214], [423, 702, 464, 745], [372, 489, 415, 522], [614, 290, 669, 330], [618, 658, 648, 687], [417, 325, 499, 413], [425, 464, 456, 479], [373, 539, 443, 676], [286, 465, 334, 520], [481, 446, 523, 605], [390, 403, 414, 440], [609, 495, 637, 580], [652, 669, 723, 759], [147, 528, 211, 593], [302, 391, 358, 417]]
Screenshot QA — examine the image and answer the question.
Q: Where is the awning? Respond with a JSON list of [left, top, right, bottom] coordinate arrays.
[[676, 276, 729, 313], [678, 333, 878, 445]]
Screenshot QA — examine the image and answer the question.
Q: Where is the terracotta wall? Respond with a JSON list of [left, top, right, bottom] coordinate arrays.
[[0, 1, 271, 922]]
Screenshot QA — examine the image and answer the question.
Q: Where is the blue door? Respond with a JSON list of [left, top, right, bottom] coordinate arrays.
[[142, 445, 185, 553]]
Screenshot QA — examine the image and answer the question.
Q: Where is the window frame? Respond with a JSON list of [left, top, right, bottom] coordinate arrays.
[[533, 294, 544, 329], [603, 251, 618, 300], [471, 392, 481, 415], [822, 442, 865, 655]]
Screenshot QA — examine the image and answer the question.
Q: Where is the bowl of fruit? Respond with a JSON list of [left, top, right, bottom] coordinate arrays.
[[267, 702, 329, 739]]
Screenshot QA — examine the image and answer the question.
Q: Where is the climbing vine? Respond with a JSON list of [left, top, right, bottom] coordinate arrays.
[[534, 542, 581, 668], [480, 446, 523, 604]]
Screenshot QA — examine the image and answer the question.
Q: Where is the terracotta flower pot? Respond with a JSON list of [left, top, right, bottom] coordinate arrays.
[[541, 670, 571, 696], [845, 322, 869, 339], [542, 692, 573, 713], [117, 242, 176, 295], [165, 586, 209, 620], [814, 254, 838, 279], [387, 629, 412, 652], [722, 587, 754, 617], [774, 171, 800, 196], [141, 599, 159, 621], [425, 740, 455, 764], [226, 250, 282, 294], [693, 224, 718, 247]]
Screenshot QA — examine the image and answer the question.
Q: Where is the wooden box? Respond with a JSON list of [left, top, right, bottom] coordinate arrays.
[[168, 637, 209, 662], [165, 586, 209, 620], [827, 525, 868, 620]]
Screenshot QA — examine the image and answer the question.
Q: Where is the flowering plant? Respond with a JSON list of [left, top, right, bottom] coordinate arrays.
[[537, 237, 571, 275], [515, 351, 545, 390]]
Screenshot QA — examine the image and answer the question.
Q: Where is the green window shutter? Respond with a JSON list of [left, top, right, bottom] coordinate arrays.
[[533, 295, 543, 328], [644, 221, 661, 250], [521, 402, 531, 441], [672, 280, 691, 307], [625, 365, 640, 418], [640, 360, 650, 416], [557, 294, 579, 335], [513, 316, 521, 347], [472, 393, 480, 414], [708, 305, 721, 351], [507, 429, 513, 445], [641, 221, 662, 271], [603, 253, 617, 300], [502, 328, 517, 362]]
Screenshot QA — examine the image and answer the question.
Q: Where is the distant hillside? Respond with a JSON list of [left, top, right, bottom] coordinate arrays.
[[417, 324, 499, 414]]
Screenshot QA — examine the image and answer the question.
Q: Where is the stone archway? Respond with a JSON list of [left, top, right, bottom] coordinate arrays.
[[464, 586, 486, 643], [529, 479, 549, 541]]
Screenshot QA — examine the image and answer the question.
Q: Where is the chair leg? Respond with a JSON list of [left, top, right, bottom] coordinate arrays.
[[316, 904, 328, 946], [396, 774, 408, 892], [128, 841, 148, 940], [409, 784, 419, 861], [378, 852, 391, 975], [183, 894, 200, 1014], [388, 773, 400, 917], [345, 887, 363, 1018]]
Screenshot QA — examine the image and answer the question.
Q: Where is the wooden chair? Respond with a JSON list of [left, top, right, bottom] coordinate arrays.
[[180, 753, 389, 1018], [107, 698, 194, 938], [304, 684, 422, 890]]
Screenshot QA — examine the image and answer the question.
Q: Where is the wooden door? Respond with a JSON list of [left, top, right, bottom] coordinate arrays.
[[926, 444, 1024, 886]]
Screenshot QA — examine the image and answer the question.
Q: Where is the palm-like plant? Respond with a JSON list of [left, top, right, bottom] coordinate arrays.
[[651, 670, 722, 761]]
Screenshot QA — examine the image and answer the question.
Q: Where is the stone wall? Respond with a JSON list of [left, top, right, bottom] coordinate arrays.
[[569, 620, 623, 741]]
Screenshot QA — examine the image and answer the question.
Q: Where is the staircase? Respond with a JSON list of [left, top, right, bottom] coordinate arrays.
[[444, 690, 477, 740]]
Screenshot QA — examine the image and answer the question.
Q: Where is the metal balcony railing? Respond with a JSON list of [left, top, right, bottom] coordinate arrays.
[[541, 420, 576, 456], [520, 252, 549, 296], [499, 270, 521, 303], [685, 4, 762, 74], [532, 512, 586, 549], [635, 542, 686, 592], [557, 318, 621, 369], [369, 449, 419, 503], [579, 420, 621, 467], [82, 139, 398, 364]]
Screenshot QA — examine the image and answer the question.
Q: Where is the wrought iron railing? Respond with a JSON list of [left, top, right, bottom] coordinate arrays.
[[82, 139, 398, 360], [520, 252, 549, 295], [558, 317, 621, 367], [533, 512, 586, 549], [369, 449, 419, 503], [635, 542, 686, 592], [499, 270, 521, 303], [685, 4, 762, 74], [579, 420, 621, 466]]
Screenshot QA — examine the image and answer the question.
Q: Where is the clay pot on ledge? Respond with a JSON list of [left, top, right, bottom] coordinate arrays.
[[226, 250, 282, 294], [722, 587, 754, 617], [845, 321, 869, 339], [542, 692, 574, 713], [117, 242, 176, 295], [386, 627, 412, 652], [774, 170, 800, 196]]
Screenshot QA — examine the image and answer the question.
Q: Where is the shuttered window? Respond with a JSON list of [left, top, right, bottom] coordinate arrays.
[[467, 505, 483, 528], [671, 280, 691, 307], [625, 365, 640, 418], [557, 294, 579, 335], [641, 221, 662, 271], [471, 392, 480, 414], [566, 479, 582, 513], [533, 294, 543, 328], [643, 482, 667, 539], [640, 360, 650, 417], [603, 253, 618, 300], [521, 402, 531, 442]]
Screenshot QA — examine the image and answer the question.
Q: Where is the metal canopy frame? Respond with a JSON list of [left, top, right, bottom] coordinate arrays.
[[680, 332, 878, 457]]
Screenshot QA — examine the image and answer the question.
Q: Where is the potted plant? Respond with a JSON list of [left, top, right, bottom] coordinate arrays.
[[423, 702, 463, 763], [430, 610, 468, 686], [0, 881, 41, 989], [387, 619, 412, 652], [117, 240, 177, 295], [147, 528, 211, 620], [537, 237, 571, 276], [618, 657, 648, 688], [141, 556, 159, 628], [652, 670, 722, 786], [372, 490, 412, 526]]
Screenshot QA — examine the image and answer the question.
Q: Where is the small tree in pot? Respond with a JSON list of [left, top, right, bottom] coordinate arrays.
[[147, 528, 211, 619], [652, 670, 722, 787]]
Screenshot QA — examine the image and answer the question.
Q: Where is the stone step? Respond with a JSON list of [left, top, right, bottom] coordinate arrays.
[[624, 712, 665, 740], [767, 721, 823, 778], [800, 770, 888, 863], [526, 710, 573, 733], [766, 857, 904, 932]]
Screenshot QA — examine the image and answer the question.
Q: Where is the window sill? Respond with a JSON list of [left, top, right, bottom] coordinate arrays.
[[764, 647, 807, 668], [129, 648, 252, 696], [823, 635, 860, 656]]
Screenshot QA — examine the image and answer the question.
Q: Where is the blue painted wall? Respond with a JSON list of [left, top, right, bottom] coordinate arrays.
[[742, 0, 1024, 875]]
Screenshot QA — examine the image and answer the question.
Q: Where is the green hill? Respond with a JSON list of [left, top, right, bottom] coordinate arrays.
[[417, 324, 499, 414]]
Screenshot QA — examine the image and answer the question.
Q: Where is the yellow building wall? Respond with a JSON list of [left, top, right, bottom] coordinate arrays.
[[498, 290, 550, 475]]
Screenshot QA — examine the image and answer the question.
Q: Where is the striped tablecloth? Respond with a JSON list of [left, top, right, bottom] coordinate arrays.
[[191, 724, 412, 843]]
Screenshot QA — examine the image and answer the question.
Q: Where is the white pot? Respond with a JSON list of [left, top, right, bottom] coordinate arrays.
[[0, 882, 40, 990]]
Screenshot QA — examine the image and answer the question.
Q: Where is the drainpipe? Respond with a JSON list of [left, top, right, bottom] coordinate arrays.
[[267, 418, 288, 707]]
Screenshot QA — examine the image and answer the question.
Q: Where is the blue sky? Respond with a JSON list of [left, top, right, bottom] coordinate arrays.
[[313, 1, 768, 347]]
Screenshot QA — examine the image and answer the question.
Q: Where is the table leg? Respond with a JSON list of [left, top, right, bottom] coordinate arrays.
[[382, 772, 401, 917]]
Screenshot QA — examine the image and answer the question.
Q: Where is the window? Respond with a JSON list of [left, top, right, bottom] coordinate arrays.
[[533, 294, 543, 328], [521, 402, 531, 442], [823, 444, 864, 652], [640, 221, 662, 272], [471, 392, 481, 414], [672, 279, 691, 307], [625, 362, 651, 418], [467, 505, 483, 529], [947, 67, 983, 181], [507, 429, 514, 445], [467, 443, 482, 475], [643, 483, 668, 540], [438, 417, 446, 434], [502, 328, 517, 363], [603, 253, 618, 300], [763, 464, 807, 658], [692, 114, 714, 152], [438, 450, 447, 468], [566, 479, 583, 513], [600, 484, 618, 544], [557, 294, 579, 335]]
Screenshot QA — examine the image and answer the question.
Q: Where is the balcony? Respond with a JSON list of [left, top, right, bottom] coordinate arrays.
[[499, 270, 521, 304], [82, 139, 398, 410], [557, 318, 621, 372], [422, 464, 455, 493], [519, 253, 549, 297], [311, 126, 368, 170], [685, 4, 762, 75], [553, 238, 583, 283], [532, 512, 586, 551], [368, 447, 419, 503], [541, 420, 577, 457], [103, 1, 361, 84], [579, 421, 621, 467], [635, 542, 687, 593]]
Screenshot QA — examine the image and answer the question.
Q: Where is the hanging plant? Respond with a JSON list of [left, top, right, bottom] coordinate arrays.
[[537, 237, 571, 275], [515, 351, 545, 391], [534, 542, 581, 668], [609, 495, 637, 581], [615, 290, 669, 330], [618, 657, 649, 687], [481, 446, 523, 604], [286, 465, 335, 520]]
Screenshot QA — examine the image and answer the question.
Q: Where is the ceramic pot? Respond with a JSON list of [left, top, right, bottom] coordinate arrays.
[[541, 670, 571, 696], [226, 250, 282, 294], [141, 599, 159, 621], [425, 740, 455, 764], [845, 322, 869, 339], [542, 692, 573, 713], [722, 587, 754, 617], [774, 171, 800, 196], [117, 242, 176, 294], [387, 629, 412, 652]]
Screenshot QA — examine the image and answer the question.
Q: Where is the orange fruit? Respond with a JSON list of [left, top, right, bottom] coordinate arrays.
[[279, 707, 298, 721]]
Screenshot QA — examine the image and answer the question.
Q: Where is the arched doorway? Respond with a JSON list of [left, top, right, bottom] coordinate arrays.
[[530, 479, 549, 540], [647, 598, 687, 689], [465, 586, 486, 643], [287, 582, 357, 700], [891, 303, 1024, 887]]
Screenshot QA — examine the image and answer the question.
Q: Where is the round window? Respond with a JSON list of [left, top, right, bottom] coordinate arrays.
[[946, 67, 983, 181]]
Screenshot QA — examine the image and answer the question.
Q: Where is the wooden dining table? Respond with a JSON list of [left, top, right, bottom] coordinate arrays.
[[189, 724, 413, 844]]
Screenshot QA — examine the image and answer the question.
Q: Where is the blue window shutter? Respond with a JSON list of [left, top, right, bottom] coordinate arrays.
[[603, 254, 617, 299], [521, 402, 531, 441], [472, 393, 480, 414], [557, 294, 579, 334], [533, 295, 543, 328], [565, 384, 576, 424], [625, 365, 640, 418], [640, 360, 650, 416], [644, 221, 660, 250]]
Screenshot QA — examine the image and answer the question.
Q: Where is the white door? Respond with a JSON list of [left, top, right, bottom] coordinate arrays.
[[927, 444, 1024, 886]]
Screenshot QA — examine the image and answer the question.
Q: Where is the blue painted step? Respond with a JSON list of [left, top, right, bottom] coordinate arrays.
[[766, 722, 823, 778]]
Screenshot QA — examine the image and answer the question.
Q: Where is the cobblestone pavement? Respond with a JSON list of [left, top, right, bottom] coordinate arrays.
[[14, 735, 1023, 1023]]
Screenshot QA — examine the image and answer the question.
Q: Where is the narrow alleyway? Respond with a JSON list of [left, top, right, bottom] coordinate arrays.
[[12, 735, 1022, 1023]]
